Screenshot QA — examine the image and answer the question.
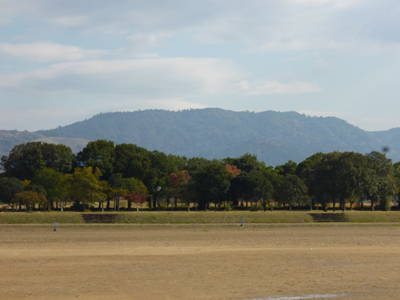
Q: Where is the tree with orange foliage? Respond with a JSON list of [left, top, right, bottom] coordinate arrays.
[[225, 164, 241, 178], [12, 191, 47, 212]]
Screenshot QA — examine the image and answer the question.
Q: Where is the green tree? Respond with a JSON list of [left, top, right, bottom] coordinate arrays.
[[296, 152, 327, 177], [0, 177, 24, 211], [32, 168, 66, 210], [274, 174, 307, 211], [65, 167, 106, 211], [1, 142, 74, 180], [362, 151, 396, 211], [224, 153, 265, 173], [393, 162, 400, 208], [168, 170, 192, 211], [185, 157, 212, 175], [76, 140, 115, 179], [192, 161, 232, 211], [275, 160, 297, 176], [114, 144, 152, 181]]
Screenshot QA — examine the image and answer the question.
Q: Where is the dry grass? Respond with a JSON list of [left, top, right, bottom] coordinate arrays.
[[1, 223, 400, 300]]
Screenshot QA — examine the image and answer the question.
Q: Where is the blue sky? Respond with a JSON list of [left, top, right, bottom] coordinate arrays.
[[1, 0, 400, 131]]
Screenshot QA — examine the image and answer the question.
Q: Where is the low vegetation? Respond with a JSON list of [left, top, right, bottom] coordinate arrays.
[[2, 211, 400, 224]]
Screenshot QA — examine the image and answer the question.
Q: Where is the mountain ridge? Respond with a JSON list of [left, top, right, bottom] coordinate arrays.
[[1, 108, 398, 166]]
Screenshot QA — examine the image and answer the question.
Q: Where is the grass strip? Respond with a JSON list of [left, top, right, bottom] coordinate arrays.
[[116, 211, 314, 224], [0, 212, 84, 224], [1, 211, 400, 224]]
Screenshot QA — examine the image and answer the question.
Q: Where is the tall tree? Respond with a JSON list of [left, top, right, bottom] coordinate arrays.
[[274, 174, 307, 211], [192, 161, 232, 211], [275, 160, 298, 176], [0, 177, 24, 210], [76, 140, 115, 179], [32, 168, 66, 210], [363, 151, 396, 211], [1, 142, 74, 180], [224, 153, 265, 173], [64, 167, 106, 211]]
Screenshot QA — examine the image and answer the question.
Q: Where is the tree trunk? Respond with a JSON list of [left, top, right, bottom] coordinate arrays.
[[128, 201, 132, 210], [333, 199, 336, 212], [137, 203, 139, 212], [107, 200, 110, 210], [371, 199, 375, 211], [289, 203, 292, 211]]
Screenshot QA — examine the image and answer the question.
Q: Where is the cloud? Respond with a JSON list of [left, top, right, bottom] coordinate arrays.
[[124, 32, 174, 54], [2, 0, 400, 54], [239, 80, 322, 95], [0, 58, 321, 98], [0, 58, 243, 97], [0, 42, 106, 62]]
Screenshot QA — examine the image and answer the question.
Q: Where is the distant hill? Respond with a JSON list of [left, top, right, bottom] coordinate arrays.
[[30, 108, 399, 165], [0, 130, 89, 157]]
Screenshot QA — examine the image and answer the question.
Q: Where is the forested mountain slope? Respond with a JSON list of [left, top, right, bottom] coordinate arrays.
[[34, 108, 398, 165], [0, 130, 89, 157]]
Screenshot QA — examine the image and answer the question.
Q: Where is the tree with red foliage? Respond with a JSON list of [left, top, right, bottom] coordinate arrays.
[[125, 192, 147, 211]]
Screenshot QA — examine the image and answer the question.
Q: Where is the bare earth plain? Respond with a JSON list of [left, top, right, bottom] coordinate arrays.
[[1, 224, 400, 300]]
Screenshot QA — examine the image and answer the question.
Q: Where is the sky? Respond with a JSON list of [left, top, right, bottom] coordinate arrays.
[[1, 0, 400, 132]]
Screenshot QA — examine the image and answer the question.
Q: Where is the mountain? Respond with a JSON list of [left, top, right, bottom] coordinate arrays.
[[0, 130, 89, 157], [29, 108, 399, 166]]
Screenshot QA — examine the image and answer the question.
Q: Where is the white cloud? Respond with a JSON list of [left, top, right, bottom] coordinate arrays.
[[239, 80, 322, 95], [124, 32, 174, 54], [0, 42, 106, 62], [0, 58, 322, 98], [2, 0, 400, 54], [0, 58, 244, 97]]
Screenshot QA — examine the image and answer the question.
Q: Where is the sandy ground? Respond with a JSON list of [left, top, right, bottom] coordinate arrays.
[[1, 224, 400, 300]]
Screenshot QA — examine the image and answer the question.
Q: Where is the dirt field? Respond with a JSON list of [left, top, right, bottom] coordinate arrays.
[[1, 224, 400, 300]]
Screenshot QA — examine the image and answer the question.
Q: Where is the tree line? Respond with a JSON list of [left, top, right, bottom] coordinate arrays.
[[0, 140, 399, 212]]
